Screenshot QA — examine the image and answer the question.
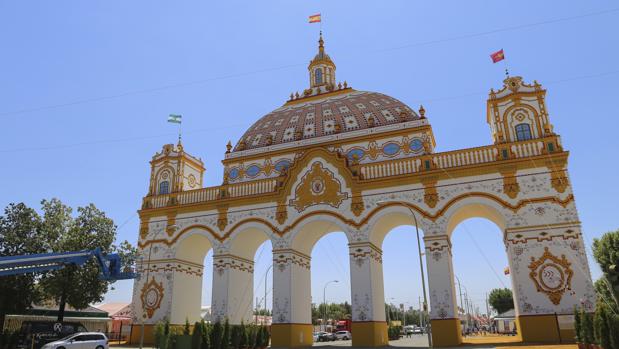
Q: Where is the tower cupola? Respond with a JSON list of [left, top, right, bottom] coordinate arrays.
[[308, 32, 336, 88]]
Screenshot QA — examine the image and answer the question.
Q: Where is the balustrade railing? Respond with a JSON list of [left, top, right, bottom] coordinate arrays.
[[143, 137, 558, 208]]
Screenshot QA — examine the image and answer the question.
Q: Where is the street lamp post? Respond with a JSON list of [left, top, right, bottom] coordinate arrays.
[[264, 264, 273, 320], [455, 276, 468, 333], [323, 280, 338, 332], [377, 201, 432, 347]]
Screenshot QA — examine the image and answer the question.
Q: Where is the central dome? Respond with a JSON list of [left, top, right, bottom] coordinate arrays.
[[233, 33, 421, 152], [234, 89, 419, 151]]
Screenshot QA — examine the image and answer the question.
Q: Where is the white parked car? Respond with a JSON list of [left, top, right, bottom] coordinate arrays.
[[41, 332, 108, 349], [335, 331, 351, 340]]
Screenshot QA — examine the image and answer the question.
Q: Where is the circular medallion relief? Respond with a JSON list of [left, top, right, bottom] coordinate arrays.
[[188, 174, 197, 188], [145, 289, 160, 307], [311, 177, 325, 195], [161, 171, 169, 180], [539, 263, 564, 290]]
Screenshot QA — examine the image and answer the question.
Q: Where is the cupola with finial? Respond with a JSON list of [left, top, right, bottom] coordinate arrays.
[[308, 31, 336, 89]]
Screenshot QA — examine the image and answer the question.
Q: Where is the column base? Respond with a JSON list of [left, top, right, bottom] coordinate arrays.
[[517, 315, 561, 343], [128, 324, 155, 345], [270, 323, 313, 348], [351, 321, 388, 347], [430, 318, 462, 347]]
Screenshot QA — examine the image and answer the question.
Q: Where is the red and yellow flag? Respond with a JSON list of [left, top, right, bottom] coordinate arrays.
[[309, 13, 321, 23], [490, 49, 505, 63]]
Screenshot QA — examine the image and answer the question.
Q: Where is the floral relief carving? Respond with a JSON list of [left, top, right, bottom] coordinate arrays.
[[352, 293, 371, 321], [273, 297, 290, 323]]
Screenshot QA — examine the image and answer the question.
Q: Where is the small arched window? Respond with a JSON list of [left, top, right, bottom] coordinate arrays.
[[315, 68, 323, 85], [159, 181, 170, 195], [515, 123, 532, 141]]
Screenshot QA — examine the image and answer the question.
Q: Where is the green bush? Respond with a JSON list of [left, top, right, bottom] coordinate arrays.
[[200, 320, 210, 349], [387, 326, 401, 340], [184, 319, 191, 335], [221, 320, 230, 349], [191, 321, 203, 349], [574, 306, 582, 343], [211, 321, 223, 349], [581, 308, 594, 345], [239, 322, 248, 349]]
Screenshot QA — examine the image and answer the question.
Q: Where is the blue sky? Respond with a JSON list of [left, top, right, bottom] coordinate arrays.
[[1, 1, 618, 315]]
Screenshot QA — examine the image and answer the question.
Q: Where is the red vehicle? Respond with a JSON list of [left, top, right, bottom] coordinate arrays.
[[335, 319, 352, 333]]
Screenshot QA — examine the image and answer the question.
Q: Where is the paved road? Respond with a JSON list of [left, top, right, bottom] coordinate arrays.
[[313, 335, 430, 347]]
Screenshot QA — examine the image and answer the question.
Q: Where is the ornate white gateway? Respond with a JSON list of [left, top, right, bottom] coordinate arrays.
[[131, 34, 595, 347]]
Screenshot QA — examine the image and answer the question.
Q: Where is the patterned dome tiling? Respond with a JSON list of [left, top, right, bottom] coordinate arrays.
[[234, 90, 419, 151]]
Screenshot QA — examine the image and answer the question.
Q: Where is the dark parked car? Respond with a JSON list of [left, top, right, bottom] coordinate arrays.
[[17, 321, 88, 349]]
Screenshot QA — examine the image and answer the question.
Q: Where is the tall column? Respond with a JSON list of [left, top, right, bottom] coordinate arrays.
[[424, 235, 462, 347], [505, 222, 595, 342], [211, 254, 255, 324], [349, 241, 388, 347], [270, 249, 313, 348]]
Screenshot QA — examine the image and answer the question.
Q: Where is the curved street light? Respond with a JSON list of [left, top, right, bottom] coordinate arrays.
[[377, 201, 432, 347], [323, 280, 339, 331]]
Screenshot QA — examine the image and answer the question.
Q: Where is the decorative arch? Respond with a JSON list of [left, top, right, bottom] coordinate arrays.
[[289, 214, 352, 255], [227, 221, 274, 260], [365, 205, 425, 248], [174, 227, 215, 265], [443, 197, 507, 236]]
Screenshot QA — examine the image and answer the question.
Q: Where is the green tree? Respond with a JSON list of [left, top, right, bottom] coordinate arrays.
[[593, 230, 619, 303], [210, 321, 222, 349], [191, 321, 202, 349], [488, 288, 514, 314], [200, 320, 210, 349], [221, 320, 230, 349], [238, 321, 247, 349], [36, 199, 136, 321], [0, 203, 46, 330]]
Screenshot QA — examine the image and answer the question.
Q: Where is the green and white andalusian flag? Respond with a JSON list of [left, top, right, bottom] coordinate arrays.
[[168, 114, 182, 124]]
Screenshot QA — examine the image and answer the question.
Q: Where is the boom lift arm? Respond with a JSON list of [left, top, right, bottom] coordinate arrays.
[[0, 248, 136, 280]]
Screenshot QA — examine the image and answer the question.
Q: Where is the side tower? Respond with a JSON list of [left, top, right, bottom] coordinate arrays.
[[146, 142, 205, 198]]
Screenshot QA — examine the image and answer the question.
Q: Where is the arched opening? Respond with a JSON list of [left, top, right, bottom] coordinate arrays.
[[446, 204, 519, 343], [222, 225, 272, 325], [289, 219, 352, 346], [171, 231, 213, 324], [370, 209, 430, 347]]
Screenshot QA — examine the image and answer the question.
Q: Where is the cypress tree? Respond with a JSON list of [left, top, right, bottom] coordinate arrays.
[[574, 306, 582, 343], [221, 320, 230, 349], [239, 321, 249, 349], [192, 322, 203, 349], [200, 320, 210, 349], [211, 322, 223, 349]]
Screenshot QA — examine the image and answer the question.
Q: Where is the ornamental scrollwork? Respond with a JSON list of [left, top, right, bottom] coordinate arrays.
[[528, 247, 573, 305]]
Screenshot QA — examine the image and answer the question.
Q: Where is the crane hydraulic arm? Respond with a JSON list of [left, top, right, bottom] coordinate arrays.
[[0, 248, 135, 280]]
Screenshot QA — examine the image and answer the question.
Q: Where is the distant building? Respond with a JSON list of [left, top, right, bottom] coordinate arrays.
[[494, 309, 516, 334], [3, 302, 110, 332], [97, 303, 132, 340]]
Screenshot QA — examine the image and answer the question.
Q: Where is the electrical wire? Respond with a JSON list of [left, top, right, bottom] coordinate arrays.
[[1, 7, 617, 118]]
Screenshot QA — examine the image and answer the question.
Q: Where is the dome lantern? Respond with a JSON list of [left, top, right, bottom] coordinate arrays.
[[308, 31, 336, 89]]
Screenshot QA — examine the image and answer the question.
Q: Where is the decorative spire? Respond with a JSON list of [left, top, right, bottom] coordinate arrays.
[[308, 31, 336, 88]]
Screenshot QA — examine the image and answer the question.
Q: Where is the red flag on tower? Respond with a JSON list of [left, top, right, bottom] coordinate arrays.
[[490, 49, 505, 63]]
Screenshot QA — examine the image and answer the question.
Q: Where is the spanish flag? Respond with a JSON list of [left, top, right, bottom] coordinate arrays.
[[490, 49, 505, 63], [309, 13, 321, 23]]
